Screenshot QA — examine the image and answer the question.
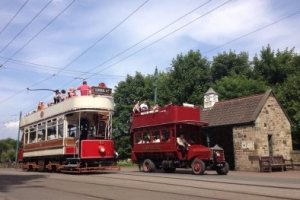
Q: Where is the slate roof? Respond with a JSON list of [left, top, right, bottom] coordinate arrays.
[[200, 89, 287, 127]]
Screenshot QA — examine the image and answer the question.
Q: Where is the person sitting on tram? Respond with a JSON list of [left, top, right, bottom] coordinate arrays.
[[177, 134, 191, 158]]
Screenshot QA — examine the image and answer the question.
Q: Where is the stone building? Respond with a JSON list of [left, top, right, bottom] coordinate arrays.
[[200, 88, 293, 171]]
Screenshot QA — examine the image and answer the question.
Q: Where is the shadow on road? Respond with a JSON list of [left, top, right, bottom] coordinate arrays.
[[0, 170, 47, 193]]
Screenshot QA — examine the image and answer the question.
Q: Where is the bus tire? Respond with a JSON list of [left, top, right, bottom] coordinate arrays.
[[191, 158, 205, 175], [216, 162, 229, 175], [143, 159, 155, 172]]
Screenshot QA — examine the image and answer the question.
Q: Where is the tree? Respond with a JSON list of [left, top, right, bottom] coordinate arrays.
[[211, 50, 252, 81], [213, 74, 269, 100], [164, 50, 211, 105], [274, 74, 300, 149], [253, 45, 298, 85], [0, 138, 17, 163]]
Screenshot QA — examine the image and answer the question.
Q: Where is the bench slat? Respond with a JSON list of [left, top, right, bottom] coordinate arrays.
[[259, 155, 294, 172]]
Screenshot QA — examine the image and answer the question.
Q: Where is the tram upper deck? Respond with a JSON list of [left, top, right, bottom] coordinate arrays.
[[20, 95, 114, 128]]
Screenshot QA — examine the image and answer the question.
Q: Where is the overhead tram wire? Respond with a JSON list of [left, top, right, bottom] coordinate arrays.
[[13, 0, 150, 108], [1, 0, 76, 67], [0, 2, 145, 76], [52, 0, 150, 77], [72, 0, 213, 81], [86, 0, 232, 79], [202, 9, 300, 55], [0, 0, 208, 82], [0, 0, 76, 105], [0, 64, 126, 78], [0, 0, 53, 54], [0, 0, 29, 35], [0, 0, 149, 124]]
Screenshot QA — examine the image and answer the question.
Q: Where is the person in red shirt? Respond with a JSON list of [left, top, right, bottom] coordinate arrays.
[[77, 81, 91, 96]]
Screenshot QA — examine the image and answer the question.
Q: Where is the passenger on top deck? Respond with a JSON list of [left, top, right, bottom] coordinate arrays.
[[53, 90, 61, 104], [132, 100, 140, 113], [60, 89, 67, 101], [140, 100, 148, 111], [68, 87, 77, 98], [152, 103, 160, 111], [77, 81, 91, 96], [165, 101, 173, 107], [37, 101, 45, 111]]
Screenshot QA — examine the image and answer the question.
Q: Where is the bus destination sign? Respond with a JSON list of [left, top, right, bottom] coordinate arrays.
[[91, 87, 112, 95]]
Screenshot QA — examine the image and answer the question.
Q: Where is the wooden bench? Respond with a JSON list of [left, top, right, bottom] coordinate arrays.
[[259, 155, 294, 172]]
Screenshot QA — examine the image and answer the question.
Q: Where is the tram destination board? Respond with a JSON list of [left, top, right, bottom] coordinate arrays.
[[91, 87, 112, 95]]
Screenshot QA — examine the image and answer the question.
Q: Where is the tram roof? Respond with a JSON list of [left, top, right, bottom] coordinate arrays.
[[131, 105, 208, 130], [20, 95, 114, 127]]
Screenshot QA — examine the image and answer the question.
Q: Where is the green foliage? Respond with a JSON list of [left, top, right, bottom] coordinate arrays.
[[0, 138, 18, 163], [211, 50, 252, 81], [253, 45, 298, 85], [213, 74, 269, 100], [274, 73, 300, 149], [164, 50, 211, 105]]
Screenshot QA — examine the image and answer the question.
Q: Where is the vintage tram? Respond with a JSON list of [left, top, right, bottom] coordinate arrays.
[[18, 83, 120, 173], [130, 104, 229, 175]]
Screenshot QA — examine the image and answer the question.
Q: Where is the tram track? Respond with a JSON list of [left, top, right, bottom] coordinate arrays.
[[31, 171, 300, 200], [111, 171, 300, 190]]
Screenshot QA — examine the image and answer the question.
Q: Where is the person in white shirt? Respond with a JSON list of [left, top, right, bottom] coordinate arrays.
[[140, 100, 148, 111], [177, 134, 190, 158]]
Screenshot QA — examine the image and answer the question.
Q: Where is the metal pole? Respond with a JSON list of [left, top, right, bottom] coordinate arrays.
[[153, 67, 158, 104], [14, 111, 22, 168]]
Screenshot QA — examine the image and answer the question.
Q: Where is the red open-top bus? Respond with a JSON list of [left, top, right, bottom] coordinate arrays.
[[130, 104, 229, 175]]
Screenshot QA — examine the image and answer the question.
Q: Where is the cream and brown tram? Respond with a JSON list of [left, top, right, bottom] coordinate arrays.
[[18, 84, 120, 173]]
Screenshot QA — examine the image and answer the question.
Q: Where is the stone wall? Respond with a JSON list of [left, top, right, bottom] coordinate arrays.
[[233, 95, 292, 171], [291, 150, 300, 161]]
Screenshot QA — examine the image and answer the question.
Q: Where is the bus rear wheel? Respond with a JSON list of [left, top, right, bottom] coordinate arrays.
[[191, 158, 205, 175], [143, 159, 155, 172]]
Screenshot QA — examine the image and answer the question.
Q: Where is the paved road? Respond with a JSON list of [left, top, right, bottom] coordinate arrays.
[[0, 168, 300, 200]]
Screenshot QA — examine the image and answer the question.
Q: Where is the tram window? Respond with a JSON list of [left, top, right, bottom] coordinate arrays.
[[47, 120, 57, 139], [162, 130, 170, 142], [135, 133, 142, 144], [68, 125, 77, 137], [58, 120, 64, 138], [29, 128, 37, 143], [37, 124, 46, 142], [24, 129, 29, 144], [37, 130, 45, 141]]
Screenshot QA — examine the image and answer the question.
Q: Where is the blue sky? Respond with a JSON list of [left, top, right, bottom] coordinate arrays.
[[1, 0, 300, 140]]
